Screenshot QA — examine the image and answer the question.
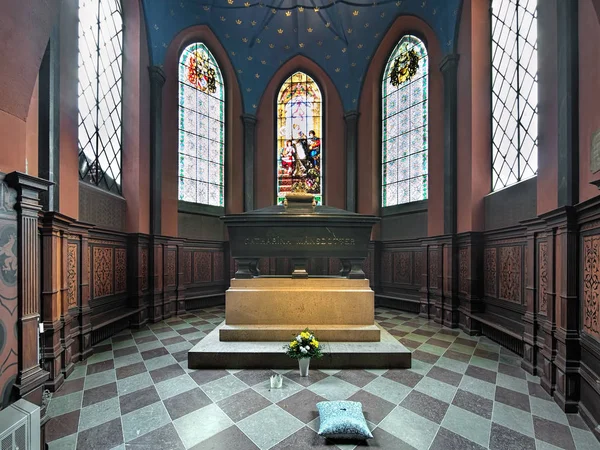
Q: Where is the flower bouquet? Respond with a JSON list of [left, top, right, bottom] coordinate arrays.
[[284, 328, 323, 376]]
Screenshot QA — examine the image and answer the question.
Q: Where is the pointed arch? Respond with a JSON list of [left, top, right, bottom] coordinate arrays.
[[275, 71, 323, 204], [381, 35, 429, 206], [178, 42, 225, 206]]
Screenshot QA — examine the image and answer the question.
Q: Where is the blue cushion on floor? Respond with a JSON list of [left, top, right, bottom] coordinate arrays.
[[316, 401, 373, 440]]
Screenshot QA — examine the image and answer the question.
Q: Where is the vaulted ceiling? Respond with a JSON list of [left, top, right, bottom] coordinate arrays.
[[141, 0, 463, 112]]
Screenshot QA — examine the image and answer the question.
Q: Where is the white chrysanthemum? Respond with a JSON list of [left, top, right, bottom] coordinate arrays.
[[305, 345, 311, 351], [296, 335, 302, 343], [300, 347, 308, 353]]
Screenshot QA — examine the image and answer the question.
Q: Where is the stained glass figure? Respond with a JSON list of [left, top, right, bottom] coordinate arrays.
[[382, 35, 428, 207], [276, 72, 323, 205], [77, 0, 123, 194], [491, 0, 538, 191], [178, 43, 225, 206]]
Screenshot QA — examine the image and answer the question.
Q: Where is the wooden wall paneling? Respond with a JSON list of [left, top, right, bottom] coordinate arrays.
[[162, 241, 178, 319], [429, 244, 443, 324], [441, 236, 459, 328], [77, 225, 92, 361], [548, 208, 579, 412], [522, 219, 544, 375], [4, 172, 51, 405], [149, 236, 165, 322], [457, 232, 484, 335], [419, 241, 431, 318], [176, 241, 186, 315], [127, 234, 150, 328], [539, 224, 557, 395], [39, 213, 67, 391]]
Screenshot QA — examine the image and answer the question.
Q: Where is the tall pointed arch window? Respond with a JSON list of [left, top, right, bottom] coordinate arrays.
[[276, 72, 323, 205], [491, 0, 538, 190], [178, 43, 225, 206], [77, 0, 123, 194], [382, 35, 429, 207]]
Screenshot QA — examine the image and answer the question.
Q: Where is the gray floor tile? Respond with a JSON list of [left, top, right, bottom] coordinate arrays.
[[78, 397, 121, 431], [496, 372, 529, 395], [459, 375, 496, 400], [47, 391, 83, 418], [571, 427, 600, 450], [136, 340, 163, 353], [237, 404, 304, 449], [362, 375, 412, 404], [201, 374, 249, 402], [122, 401, 171, 442], [492, 402, 535, 438], [114, 352, 143, 369], [530, 397, 569, 426], [253, 377, 304, 403], [307, 376, 361, 400], [47, 433, 78, 450], [117, 371, 153, 396], [441, 405, 491, 448], [379, 406, 439, 450], [172, 403, 233, 448], [84, 369, 116, 390], [86, 351, 113, 365], [144, 354, 177, 371], [470, 356, 499, 372], [436, 356, 469, 374], [414, 376, 458, 403], [155, 373, 197, 400]]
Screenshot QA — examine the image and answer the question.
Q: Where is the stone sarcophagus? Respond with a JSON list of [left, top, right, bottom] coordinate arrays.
[[219, 194, 382, 342], [222, 194, 380, 279]]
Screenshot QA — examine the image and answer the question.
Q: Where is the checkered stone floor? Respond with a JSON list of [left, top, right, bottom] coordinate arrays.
[[45, 306, 600, 450]]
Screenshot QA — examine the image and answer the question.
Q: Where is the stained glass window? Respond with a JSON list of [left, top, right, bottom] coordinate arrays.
[[381, 35, 429, 207], [276, 72, 323, 205], [491, 0, 538, 191], [77, 0, 123, 194], [178, 43, 225, 206]]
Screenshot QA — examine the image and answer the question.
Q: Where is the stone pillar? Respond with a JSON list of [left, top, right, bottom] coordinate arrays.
[[5, 172, 51, 403], [440, 54, 459, 236], [149, 66, 165, 236], [243, 114, 257, 212], [557, 0, 579, 208], [38, 24, 60, 212], [344, 111, 359, 212]]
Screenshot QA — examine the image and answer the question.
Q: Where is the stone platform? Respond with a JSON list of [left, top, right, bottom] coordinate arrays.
[[188, 322, 411, 369], [221, 277, 380, 342]]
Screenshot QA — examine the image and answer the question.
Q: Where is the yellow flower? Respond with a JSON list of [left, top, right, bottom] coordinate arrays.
[[290, 341, 298, 347], [311, 339, 319, 348], [300, 331, 310, 340]]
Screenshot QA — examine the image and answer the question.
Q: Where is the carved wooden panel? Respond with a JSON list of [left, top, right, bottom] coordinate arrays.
[[194, 252, 212, 282], [183, 250, 192, 285], [166, 249, 177, 287], [382, 251, 392, 283], [394, 252, 412, 284], [214, 252, 224, 281], [583, 235, 600, 340], [93, 247, 114, 298], [538, 242, 548, 315], [67, 243, 78, 307], [258, 257, 269, 277], [414, 250, 422, 286], [363, 250, 373, 281], [459, 247, 469, 294], [484, 248, 497, 297], [140, 247, 148, 291], [115, 248, 126, 293], [429, 249, 439, 290], [499, 246, 522, 303]]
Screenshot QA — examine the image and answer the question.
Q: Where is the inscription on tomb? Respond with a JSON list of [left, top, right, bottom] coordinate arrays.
[[244, 236, 356, 246]]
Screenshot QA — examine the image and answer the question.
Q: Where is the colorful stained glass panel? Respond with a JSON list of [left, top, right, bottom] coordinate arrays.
[[381, 35, 428, 207], [178, 42, 225, 206], [276, 72, 323, 205]]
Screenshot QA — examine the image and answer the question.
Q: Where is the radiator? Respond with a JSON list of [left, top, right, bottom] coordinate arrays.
[[0, 399, 40, 450]]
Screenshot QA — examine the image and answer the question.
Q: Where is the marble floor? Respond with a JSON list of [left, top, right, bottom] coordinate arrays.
[[45, 306, 600, 450]]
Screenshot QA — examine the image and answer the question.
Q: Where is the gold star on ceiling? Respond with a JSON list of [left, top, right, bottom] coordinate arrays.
[[285, 10, 291, 16], [299, 43, 305, 48], [352, 99, 357, 103], [433, 8, 437, 14], [325, 54, 331, 59], [358, 43, 363, 48], [351, 62, 356, 66], [220, 16, 225, 21], [284, 45, 290, 49], [298, 6, 304, 12], [251, 20, 257, 25], [307, 27, 313, 32], [246, 88, 252, 92], [335, 68, 340, 72], [252, 104, 257, 108], [231, 51, 236, 55], [277, 28, 283, 34], [272, 8, 276, 13], [364, 23, 370, 28], [238, 69, 243, 73], [380, 12, 385, 17], [256, 38, 261, 43], [342, 47, 347, 53], [228, 0, 234, 3], [236, 19, 242, 24], [255, 73, 260, 78], [353, 10, 359, 15], [314, 7, 319, 12], [247, 56, 253, 60], [153, 24, 159, 30], [348, 28, 353, 33], [334, 36, 339, 40], [225, 33, 230, 38], [269, 43, 275, 48], [261, 60, 266, 64], [203, 5, 210, 10], [325, 22, 330, 27], [317, 41, 323, 46], [170, 9, 175, 16], [396, 1, 402, 5], [345, 84, 349, 88], [244, 1, 250, 6], [242, 37, 248, 42]]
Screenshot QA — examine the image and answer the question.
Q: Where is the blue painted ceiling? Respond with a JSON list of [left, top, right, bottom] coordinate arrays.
[[142, 0, 463, 112]]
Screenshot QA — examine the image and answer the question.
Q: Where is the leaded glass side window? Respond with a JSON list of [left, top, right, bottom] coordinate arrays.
[[77, 0, 123, 194], [491, 0, 538, 191], [381, 35, 429, 207], [178, 43, 225, 206], [276, 72, 323, 205]]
